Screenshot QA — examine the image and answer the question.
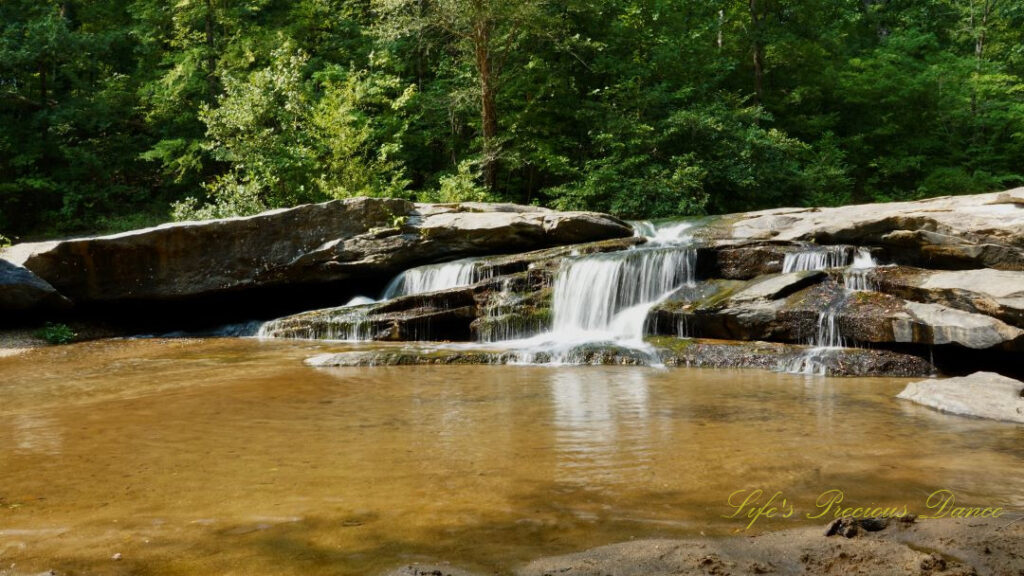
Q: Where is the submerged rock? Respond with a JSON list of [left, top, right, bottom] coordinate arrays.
[[2, 198, 631, 310], [897, 371, 1024, 423], [650, 336, 933, 376]]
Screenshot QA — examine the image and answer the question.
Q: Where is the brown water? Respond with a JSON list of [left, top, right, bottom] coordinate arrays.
[[1, 338, 1021, 575]]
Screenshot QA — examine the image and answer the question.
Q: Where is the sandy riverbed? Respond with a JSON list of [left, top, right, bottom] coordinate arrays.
[[388, 516, 1023, 576]]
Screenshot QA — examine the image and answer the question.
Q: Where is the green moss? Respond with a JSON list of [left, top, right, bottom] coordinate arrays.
[[645, 335, 695, 353]]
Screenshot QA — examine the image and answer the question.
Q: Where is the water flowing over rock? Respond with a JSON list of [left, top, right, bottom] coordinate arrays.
[[2, 198, 632, 318], [549, 246, 696, 340], [782, 246, 852, 273], [898, 372, 1024, 423], [304, 337, 933, 376], [11, 189, 1024, 378], [381, 258, 484, 299]]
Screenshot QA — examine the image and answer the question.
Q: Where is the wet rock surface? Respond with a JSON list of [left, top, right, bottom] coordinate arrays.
[[859, 266, 1024, 328], [305, 337, 934, 376], [649, 274, 1024, 353]]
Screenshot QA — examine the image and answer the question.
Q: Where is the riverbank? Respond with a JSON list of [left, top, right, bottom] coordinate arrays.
[[0, 328, 45, 358], [389, 516, 1024, 576]]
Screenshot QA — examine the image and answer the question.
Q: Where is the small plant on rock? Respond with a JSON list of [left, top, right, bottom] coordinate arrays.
[[35, 323, 76, 345]]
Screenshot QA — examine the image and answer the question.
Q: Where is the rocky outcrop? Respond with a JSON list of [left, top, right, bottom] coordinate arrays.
[[650, 274, 1024, 352], [0, 258, 70, 316], [258, 236, 642, 343], [385, 518, 1022, 576], [849, 266, 1024, 328], [696, 241, 858, 280], [897, 372, 1024, 423], [2, 198, 632, 309], [703, 188, 1024, 270]]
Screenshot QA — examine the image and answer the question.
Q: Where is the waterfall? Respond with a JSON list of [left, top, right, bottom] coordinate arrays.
[[781, 248, 880, 375], [780, 301, 847, 376], [549, 247, 696, 340], [382, 258, 482, 299], [844, 248, 878, 291], [504, 221, 699, 364], [782, 247, 851, 273], [477, 278, 550, 343]]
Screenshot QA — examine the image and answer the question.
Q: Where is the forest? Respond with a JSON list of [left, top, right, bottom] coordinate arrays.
[[1, 0, 1022, 239]]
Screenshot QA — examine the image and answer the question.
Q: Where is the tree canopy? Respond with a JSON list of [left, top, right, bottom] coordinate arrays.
[[2, 0, 1022, 238]]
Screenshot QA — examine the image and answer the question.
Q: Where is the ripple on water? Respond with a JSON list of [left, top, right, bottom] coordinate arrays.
[[0, 338, 1021, 575]]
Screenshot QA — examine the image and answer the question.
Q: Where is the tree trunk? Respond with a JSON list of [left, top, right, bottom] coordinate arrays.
[[474, 18, 499, 191], [750, 0, 764, 104], [717, 10, 724, 50]]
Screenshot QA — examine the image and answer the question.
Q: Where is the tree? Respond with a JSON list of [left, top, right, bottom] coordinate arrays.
[[372, 0, 551, 193]]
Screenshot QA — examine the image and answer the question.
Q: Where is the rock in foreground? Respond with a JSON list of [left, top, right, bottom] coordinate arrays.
[[385, 517, 1022, 576], [897, 371, 1024, 423]]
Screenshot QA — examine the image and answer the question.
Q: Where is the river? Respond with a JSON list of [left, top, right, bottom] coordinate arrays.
[[1, 337, 1021, 575]]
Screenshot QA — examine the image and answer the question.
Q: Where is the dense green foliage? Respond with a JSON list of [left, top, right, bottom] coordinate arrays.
[[2, 0, 1022, 237]]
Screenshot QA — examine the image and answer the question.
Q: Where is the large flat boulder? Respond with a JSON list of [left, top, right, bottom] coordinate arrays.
[[898, 372, 1024, 423], [0, 258, 70, 316], [2, 198, 631, 307], [703, 188, 1024, 270]]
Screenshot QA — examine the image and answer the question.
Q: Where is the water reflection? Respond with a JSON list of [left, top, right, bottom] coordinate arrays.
[[0, 339, 1021, 576], [11, 412, 63, 455], [550, 369, 652, 484]]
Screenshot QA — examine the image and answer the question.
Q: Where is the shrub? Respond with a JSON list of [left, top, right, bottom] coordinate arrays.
[[35, 323, 76, 345]]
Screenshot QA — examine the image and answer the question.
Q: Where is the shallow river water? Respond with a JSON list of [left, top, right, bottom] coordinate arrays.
[[1, 338, 1022, 575]]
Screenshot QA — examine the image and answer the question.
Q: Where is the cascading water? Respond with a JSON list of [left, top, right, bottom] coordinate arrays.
[[782, 246, 851, 273], [843, 248, 878, 291], [780, 300, 847, 376], [781, 248, 880, 375], [477, 278, 551, 343], [549, 248, 696, 340], [259, 260, 485, 341], [382, 258, 483, 299], [503, 224, 698, 365]]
